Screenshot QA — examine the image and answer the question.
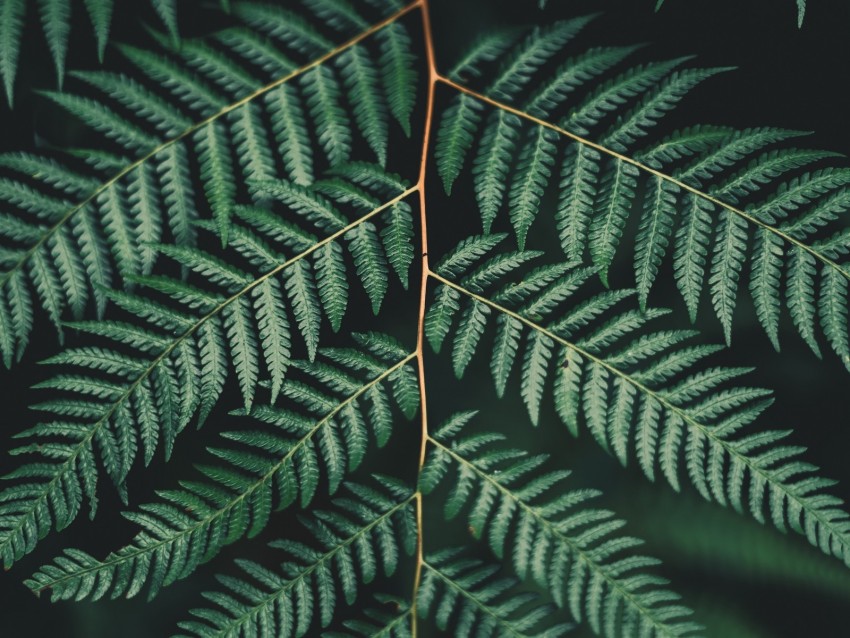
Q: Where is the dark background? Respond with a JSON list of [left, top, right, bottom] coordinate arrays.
[[2, 0, 850, 636]]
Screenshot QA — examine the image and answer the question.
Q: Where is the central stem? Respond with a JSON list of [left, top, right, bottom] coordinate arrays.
[[410, 0, 439, 633]]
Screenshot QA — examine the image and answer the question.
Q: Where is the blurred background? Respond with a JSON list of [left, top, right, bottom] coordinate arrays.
[[2, 0, 850, 635]]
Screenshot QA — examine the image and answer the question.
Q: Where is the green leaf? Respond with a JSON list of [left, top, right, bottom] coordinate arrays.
[[0, 0, 25, 105], [38, 0, 71, 85], [83, 0, 114, 62]]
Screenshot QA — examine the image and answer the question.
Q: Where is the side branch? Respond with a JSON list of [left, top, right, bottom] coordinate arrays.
[[436, 75, 850, 284], [0, 188, 417, 557], [429, 270, 850, 557], [0, 1, 421, 289], [30, 351, 417, 595]]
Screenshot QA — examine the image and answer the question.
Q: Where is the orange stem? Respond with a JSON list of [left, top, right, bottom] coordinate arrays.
[[410, 0, 439, 633]]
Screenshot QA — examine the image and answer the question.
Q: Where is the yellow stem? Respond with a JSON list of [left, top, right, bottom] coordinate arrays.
[[410, 0, 439, 633]]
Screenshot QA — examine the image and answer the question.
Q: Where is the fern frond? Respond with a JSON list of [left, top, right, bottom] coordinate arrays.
[[27, 342, 418, 601], [38, 0, 71, 85], [0, 0, 418, 365], [435, 17, 594, 196], [173, 477, 417, 638], [0, 169, 415, 569], [325, 595, 412, 637], [2, 3, 848, 636], [426, 235, 850, 569], [417, 549, 576, 637], [435, 26, 850, 369], [0, 0, 192, 104], [0, 0, 26, 104], [488, 17, 596, 103], [420, 412, 699, 638]]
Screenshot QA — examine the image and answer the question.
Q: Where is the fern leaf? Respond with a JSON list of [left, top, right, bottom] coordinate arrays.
[[422, 416, 697, 636], [346, 221, 389, 314], [224, 294, 260, 411], [509, 125, 558, 250], [749, 228, 784, 350], [0, 167, 414, 568], [266, 83, 315, 186], [435, 93, 484, 195], [602, 67, 731, 152], [490, 314, 522, 398], [819, 266, 850, 368], [673, 194, 713, 323], [558, 143, 603, 263], [786, 245, 822, 356], [488, 17, 594, 102], [381, 201, 414, 288], [377, 21, 416, 136], [337, 45, 388, 165], [434, 29, 850, 368], [38, 0, 71, 85], [6, 6, 850, 636], [424, 283, 461, 353], [428, 235, 850, 569], [230, 102, 277, 196], [27, 351, 418, 603], [302, 65, 353, 167], [83, 0, 114, 62], [473, 109, 521, 233], [0, 0, 25, 105], [446, 29, 523, 82], [418, 550, 576, 637], [196, 121, 236, 247], [314, 241, 349, 332], [526, 45, 640, 118], [151, 0, 178, 42], [451, 299, 490, 378], [0, 0, 417, 365], [709, 210, 748, 345], [520, 330, 554, 425], [588, 157, 638, 285], [41, 91, 159, 151], [174, 478, 416, 637], [634, 176, 678, 309]]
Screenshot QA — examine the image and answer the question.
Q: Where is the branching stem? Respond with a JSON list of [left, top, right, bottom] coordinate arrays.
[[410, 0, 438, 633]]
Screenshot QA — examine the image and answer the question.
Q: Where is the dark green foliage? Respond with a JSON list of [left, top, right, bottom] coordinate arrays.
[[0, 0, 186, 105], [0, 1, 848, 637], [175, 476, 417, 637], [435, 21, 850, 369], [425, 234, 850, 568], [0, 0, 416, 366], [418, 549, 576, 637], [0, 162, 415, 569], [420, 412, 700, 637]]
